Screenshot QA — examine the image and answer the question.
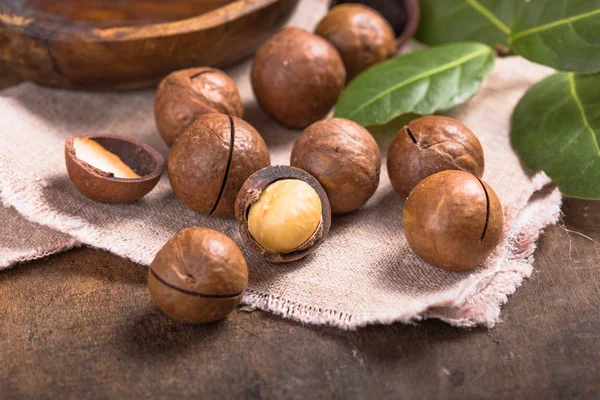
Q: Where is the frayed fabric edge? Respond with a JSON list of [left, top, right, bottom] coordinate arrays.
[[0, 238, 81, 271], [241, 174, 562, 330], [1, 170, 562, 330]]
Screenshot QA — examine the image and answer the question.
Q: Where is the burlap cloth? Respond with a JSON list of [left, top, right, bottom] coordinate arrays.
[[0, 0, 562, 329]]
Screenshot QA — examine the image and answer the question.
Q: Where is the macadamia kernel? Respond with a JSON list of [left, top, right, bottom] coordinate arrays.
[[248, 179, 322, 253], [73, 137, 140, 179]]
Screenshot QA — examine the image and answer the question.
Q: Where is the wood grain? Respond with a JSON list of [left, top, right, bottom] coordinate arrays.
[[0, 0, 298, 89], [0, 224, 598, 399]]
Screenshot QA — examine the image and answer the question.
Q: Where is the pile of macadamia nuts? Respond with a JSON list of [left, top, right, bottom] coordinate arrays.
[[64, 5, 504, 324]]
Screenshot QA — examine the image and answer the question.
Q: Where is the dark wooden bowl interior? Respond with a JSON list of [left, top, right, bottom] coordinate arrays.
[[1, 0, 236, 28], [93, 137, 158, 177]]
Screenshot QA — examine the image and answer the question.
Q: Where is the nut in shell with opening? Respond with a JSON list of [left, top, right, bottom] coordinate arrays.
[[403, 170, 504, 271], [155, 67, 243, 146], [168, 113, 270, 218], [235, 166, 332, 263], [388, 116, 485, 198]]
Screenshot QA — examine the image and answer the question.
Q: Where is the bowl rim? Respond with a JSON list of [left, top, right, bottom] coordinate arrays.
[[397, 0, 420, 48], [0, 0, 283, 43]]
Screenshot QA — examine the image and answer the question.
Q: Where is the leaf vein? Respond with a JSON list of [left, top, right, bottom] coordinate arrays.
[[568, 22, 600, 48], [466, 0, 511, 35], [510, 8, 600, 42], [411, 77, 431, 109], [540, 97, 571, 138], [568, 72, 600, 156]]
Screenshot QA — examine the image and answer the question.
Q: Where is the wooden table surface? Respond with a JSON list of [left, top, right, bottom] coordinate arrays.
[[1, 76, 599, 400]]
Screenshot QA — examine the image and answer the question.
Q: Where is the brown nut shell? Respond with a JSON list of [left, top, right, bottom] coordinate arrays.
[[291, 118, 381, 214], [235, 166, 332, 263], [387, 116, 485, 198], [148, 227, 248, 323], [403, 170, 504, 271], [168, 113, 270, 218], [154, 67, 243, 146], [328, 0, 420, 46], [251, 27, 346, 129], [315, 4, 397, 82], [65, 134, 164, 203]]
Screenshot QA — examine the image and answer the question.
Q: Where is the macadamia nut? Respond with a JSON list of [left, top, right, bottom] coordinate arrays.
[[155, 67, 243, 146], [403, 170, 503, 271], [315, 4, 397, 82], [248, 179, 322, 253], [388, 116, 485, 198], [291, 118, 381, 214], [251, 27, 346, 129], [235, 166, 332, 263]]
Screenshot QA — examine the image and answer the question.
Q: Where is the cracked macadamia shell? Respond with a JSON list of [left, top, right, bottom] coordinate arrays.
[[315, 4, 397, 82], [64, 134, 164, 203], [403, 170, 504, 271], [251, 27, 346, 129], [235, 166, 332, 263], [387, 116, 484, 198], [168, 113, 270, 218], [155, 67, 243, 146], [148, 227, 248, 323], [291, 118, 381, 214]]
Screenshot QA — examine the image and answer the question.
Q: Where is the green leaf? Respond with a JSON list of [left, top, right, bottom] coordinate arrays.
[[416, 0, 523, 47], [333, 42, 495, 127], [511, 72, 600, 199], [509, 0, 600, 73]]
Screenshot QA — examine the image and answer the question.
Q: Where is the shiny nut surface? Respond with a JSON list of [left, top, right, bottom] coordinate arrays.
[[235, 166, 331, 263], [155, 67, 243, 146], [248, 179, 323, 253], [315, 4, 396, 82], [388, 116, 484, 198], [403, 170, 504, 271], [148, 227, 248, 324], [65, 134, 164, 203], [168, 113, 270, 218], [251, 27, 346, 129], [291, 118, 381, 214]]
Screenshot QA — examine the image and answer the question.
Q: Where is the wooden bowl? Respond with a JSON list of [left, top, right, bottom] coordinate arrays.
[[0, 0, 299, 89]]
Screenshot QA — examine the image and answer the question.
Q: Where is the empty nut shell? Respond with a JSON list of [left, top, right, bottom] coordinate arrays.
[[315, 4, 397, 82], [235, 166, 332, 263], [251, 27, 346, 129], [155, 67, 243, 146], [168, 113, 270, 218], [148, 227, 248, 323], [387, 116, 485, 198], [291, 118, 381, 214], [403, 170, 504, 271], [64, 134, 164, 203]]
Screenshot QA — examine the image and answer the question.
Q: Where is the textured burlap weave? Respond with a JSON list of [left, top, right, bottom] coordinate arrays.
[[0, 0, 562, 329]]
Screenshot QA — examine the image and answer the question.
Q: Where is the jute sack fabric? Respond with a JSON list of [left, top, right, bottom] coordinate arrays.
[[0, 0, 561, 328]]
